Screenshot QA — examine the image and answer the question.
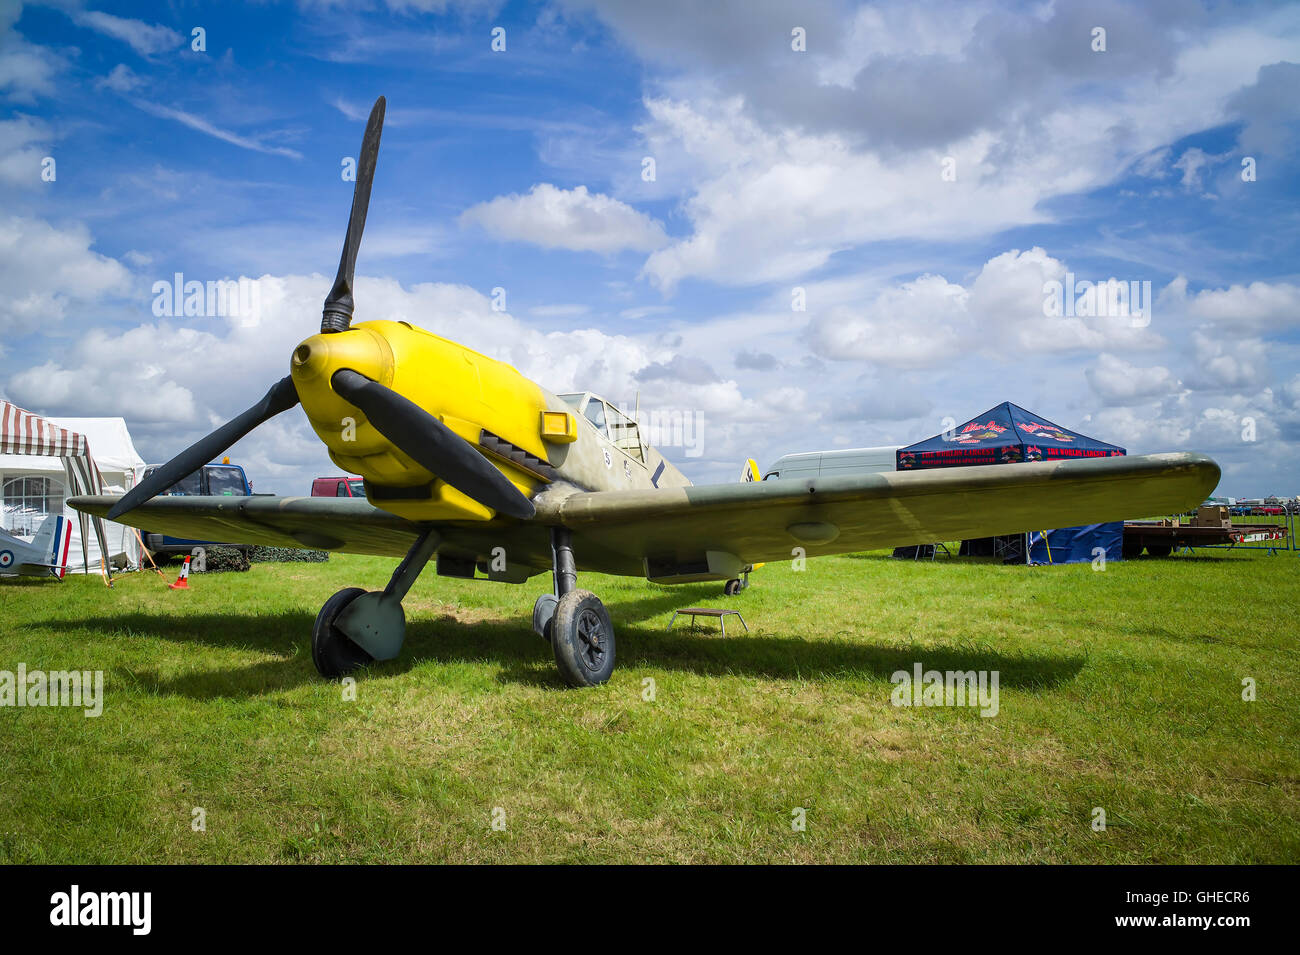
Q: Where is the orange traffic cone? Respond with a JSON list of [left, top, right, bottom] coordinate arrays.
[[169, 556, 192, 590]]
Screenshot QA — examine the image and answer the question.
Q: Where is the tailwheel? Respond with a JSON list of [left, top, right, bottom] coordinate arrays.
[[312, 586, 374, 678], [724, 578, 743, 596], [551, 589, 615, 687]]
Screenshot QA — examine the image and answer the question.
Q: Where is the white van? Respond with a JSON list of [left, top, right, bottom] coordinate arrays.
[[762, 446, 901, 481]]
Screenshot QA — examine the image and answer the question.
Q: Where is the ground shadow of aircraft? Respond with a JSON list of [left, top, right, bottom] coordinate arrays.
[[41, 588, 1086, 700]]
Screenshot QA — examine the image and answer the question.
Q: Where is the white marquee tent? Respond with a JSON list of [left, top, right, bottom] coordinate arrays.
[[0, 404, 146, 573]]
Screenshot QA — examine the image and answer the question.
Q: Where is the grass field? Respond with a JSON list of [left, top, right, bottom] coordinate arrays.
[[1, 546, 1297, 864]]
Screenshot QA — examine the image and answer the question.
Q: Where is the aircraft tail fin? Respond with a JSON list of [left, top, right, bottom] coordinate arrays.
[[739, 458, 764, 571], [31, 514, 72, 578]]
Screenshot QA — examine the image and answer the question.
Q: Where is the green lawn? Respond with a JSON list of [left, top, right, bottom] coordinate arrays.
[[1, 546, 1296, 863]]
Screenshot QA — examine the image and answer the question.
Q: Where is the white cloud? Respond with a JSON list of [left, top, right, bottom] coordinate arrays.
[[1086, 354, 1182, 405], [460, 184, 667, 254], [72, 11, 183, 57], [0, 2, 62, 102], [0, 216, 133, 334], [529, 304, 590, 318], [1189, 331, 1271, 392], [97, 64, 144, 93], [131, 100, 304, 160], [806, 247, 1165, 369], [806, 273, 969, 368], [1160, 275, 1300, 333], [623, 7, 1300, 291], [1172, 147, 1228, 193], [0, 114, 50, 188], [10, 358, 197, 425]]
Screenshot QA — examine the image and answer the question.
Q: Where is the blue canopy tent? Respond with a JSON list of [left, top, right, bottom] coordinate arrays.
[[895, 402, 1127, 564]]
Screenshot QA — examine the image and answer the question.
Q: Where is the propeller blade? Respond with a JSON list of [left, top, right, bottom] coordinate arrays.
[[321, 95, 386, 334], [107, 377, 300, 521], [330, 369, 536, 520]]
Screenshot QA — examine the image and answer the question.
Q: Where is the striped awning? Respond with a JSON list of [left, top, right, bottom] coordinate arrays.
[[1, 400, 92, 457], [1, 400, 112, 580]]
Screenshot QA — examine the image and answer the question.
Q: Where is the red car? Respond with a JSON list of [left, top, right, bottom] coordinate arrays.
[[311, 476, 365, 498]]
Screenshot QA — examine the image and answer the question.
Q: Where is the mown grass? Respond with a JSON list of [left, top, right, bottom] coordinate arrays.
[[1, 545, 1296, 864]]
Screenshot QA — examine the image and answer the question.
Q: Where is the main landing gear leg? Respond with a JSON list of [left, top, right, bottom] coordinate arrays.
[[532, 526, 615, 687], [311, 528, 440, 678]]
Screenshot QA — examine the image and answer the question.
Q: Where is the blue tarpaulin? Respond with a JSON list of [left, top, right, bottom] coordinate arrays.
[[1027, 523, 1124, 566], [896, 402, 1126, 565]]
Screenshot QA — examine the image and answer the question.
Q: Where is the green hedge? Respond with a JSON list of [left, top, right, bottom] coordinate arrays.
[[249, 546, 330, 564]]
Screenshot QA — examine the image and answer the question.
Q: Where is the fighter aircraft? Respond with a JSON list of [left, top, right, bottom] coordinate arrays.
[[0, 514, 72, 579], [72, 97, 1220, 688]]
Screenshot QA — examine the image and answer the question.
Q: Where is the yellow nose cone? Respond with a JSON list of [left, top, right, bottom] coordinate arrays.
[[290, 326, 395, 432], [291, 328, 391, 386]]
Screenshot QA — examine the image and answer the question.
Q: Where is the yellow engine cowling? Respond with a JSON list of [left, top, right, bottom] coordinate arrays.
[[290, 320, 551, 521]]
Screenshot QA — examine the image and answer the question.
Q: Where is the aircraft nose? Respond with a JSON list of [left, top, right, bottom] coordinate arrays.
[[291, 328, 393, 388], [291, 335, 334, 380]]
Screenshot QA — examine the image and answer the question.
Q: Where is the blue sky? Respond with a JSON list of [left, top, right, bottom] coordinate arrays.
[[3, 0, 1299, 497]]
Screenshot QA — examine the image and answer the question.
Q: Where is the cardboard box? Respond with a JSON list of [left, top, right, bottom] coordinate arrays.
[[1194, 505, 1231, 528]]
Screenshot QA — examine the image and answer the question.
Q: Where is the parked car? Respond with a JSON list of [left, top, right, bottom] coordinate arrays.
[[139, 461, 253, 562], [311, 476, 365, 497]]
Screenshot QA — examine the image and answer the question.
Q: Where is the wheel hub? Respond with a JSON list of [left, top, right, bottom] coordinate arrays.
[[576, 608, 606, 670]]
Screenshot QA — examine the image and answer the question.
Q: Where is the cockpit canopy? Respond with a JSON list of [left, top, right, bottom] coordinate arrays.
[[557, 392, 644, 462]]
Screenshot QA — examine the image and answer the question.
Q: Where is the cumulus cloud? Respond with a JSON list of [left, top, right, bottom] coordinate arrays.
[[609, 2, 1300, 291], [636, 354, 719, 385], [807, 273, 969, 367], [0, 216, 133, 334], [1226, 61, 1300, 157], [1160, 275, 1300, 333], [0, 114, 50, 187], [0, 2, 62, 102], [460, 184, 667, 254], [735, 349, 779, 371], [806, 247, 1165, 369], [1085, 354, 1182, 405], [1188, 331, 1270, 392]]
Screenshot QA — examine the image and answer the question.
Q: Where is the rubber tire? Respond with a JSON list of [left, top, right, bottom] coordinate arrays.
[[551, 589, 615, 688], [533, 593, 559, 641], [1145, 544, 1173, 558], [723, 578, 742, 596], [312, 586, 374, 678]]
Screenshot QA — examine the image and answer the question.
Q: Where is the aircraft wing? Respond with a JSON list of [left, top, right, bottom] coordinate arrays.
[[535, 452, 1220, 574], [72, 452, 1218, 579], [69, 495, 427, 558]]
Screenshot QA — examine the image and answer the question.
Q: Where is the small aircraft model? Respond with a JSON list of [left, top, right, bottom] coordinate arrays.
[[0, 514, 72, 579], [73, 97, 1220, 687]]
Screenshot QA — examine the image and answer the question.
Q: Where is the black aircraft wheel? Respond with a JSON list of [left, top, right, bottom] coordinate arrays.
[[312, 586, 374, 678], [723, 578, 743, 596], [551, 589, 615, 687]]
